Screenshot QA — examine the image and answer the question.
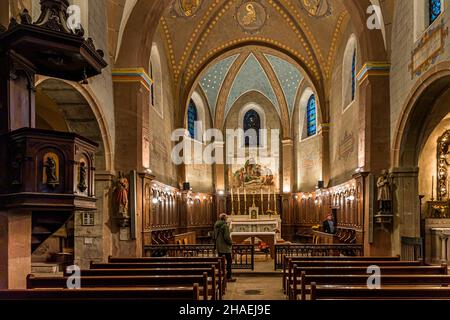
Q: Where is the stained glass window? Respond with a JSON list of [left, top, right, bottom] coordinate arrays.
[[187, 99, 198, 139], [307, 95, 317, 137], [430, 0, 442, 24], [351, 49, 357, 101], [244, 109, 261, 147]]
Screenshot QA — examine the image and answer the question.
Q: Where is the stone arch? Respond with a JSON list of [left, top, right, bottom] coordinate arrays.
[[393, 62, 450, 168], [342, 34, 358, 111], [35, 78, 113, 172], [150, 42, 164, 117], [114, 0, 387, 120]]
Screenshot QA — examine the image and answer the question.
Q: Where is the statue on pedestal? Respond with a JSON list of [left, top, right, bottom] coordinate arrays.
[[377, 169, 391, 213], [375, 169, 393, 225], [114, 171, 130, 227]]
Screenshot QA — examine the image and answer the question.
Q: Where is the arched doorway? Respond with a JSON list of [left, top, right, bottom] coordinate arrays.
[[392, 63, 450, 258], [34, 78, 113, 269]]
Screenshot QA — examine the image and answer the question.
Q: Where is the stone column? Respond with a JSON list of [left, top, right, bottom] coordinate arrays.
[[319, 123, 330, 186], [391, 167, 421, 256], [0, 210, 31, 289], [213, 141, 226, 192], [112, 70, 150, 257], [281, 139, 293, 193], [357, 64, 390, 173]]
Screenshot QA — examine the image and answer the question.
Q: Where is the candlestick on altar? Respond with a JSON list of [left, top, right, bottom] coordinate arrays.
[[237, 188, 241, 214], [273, 187, 277, 214], [231, 188, 235, 215], [261, 188, 263, 213], [244, 188, 247, 215], [431, 176, 435, 201]]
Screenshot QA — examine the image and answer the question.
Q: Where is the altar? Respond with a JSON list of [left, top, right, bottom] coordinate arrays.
[[228, 215, 282, 258]]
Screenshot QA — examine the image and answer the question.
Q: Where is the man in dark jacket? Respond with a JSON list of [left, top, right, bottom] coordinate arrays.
[[213, 213, 235, 282], [322, 213, 336, 234]]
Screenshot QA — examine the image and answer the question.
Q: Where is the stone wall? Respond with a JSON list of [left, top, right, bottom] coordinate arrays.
[[148, 27, 178, 187], [328, 21, 360, 186]]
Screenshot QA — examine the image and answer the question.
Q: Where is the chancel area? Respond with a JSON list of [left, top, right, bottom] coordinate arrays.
[[1, 0, 450, 302]]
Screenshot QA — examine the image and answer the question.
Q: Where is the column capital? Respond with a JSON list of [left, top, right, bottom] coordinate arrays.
[[112, 67, 153, 92], [357, 61, 390, 84]]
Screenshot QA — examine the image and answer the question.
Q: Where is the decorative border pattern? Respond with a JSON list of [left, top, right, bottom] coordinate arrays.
[[409, 20, 449, 79], [356, 62, 390, 83], [112, 68, 153, 91]]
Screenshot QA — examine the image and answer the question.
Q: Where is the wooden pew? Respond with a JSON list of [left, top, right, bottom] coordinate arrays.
[[287, 264, 448, 299], [310, 283, 450, 300], [108, 256, 226, 280], [294, 273, 450, 300], [0, 286, 200, 301], [282, 256, 401, 292], [66, 266, 221, 299], [90, 261, 225, 298], [27, 272, 212, 301], [285, 260, 422, 293]]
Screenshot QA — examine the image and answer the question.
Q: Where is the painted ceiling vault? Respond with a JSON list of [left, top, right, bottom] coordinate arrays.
[[160, 0, 349, 88], [198, 51, 304, 122]]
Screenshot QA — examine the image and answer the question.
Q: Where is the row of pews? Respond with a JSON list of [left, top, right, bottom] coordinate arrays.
[[283, 255, 450, 300], [0, 256, 227, 301]]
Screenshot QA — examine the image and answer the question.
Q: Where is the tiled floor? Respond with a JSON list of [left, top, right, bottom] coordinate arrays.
[[224, 275, 285, 300]]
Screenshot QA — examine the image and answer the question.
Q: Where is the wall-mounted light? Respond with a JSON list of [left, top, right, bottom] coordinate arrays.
[[347, 195, 355, 201], [218, 190, 224, 196], [152, 198, 158, 204]]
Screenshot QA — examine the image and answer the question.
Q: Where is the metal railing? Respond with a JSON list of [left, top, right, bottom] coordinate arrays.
[[274, 244, 364, 270], [144, 244, 254, 270], [401, 237, 423, 262]]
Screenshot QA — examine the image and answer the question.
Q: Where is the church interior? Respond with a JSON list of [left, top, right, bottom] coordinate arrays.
[[1, 0, 450, 302]]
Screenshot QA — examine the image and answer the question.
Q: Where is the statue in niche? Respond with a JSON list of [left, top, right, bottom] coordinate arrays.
[[376, 169, 391, 213], [44, 156, 58, 188], [114, 171, 130, 223], [78, 162, 87, 193]]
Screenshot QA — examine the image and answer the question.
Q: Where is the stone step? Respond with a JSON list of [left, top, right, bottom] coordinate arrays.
[[31, 263, 59, 274]]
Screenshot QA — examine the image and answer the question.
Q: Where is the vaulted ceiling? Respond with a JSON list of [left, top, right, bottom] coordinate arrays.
[[196, 48, 305, 125], [159, 0, 350, 91]]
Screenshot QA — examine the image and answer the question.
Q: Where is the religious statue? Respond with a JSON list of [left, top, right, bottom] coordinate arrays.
[[44, 156, 58, 187], [376, 169, 391, 213], [114, 172, 130, 223], [180, 0, 201, 16], [242, 3, 257, 25], [78, 162, 87, 193]]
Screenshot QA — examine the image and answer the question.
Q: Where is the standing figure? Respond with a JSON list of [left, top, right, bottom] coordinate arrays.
[[322, 213, 336, 234], [213, 213, 235, 282], [78, 162, 87, 192], [377, 169, 391, 213], [114, 172, 129, 219], [44, 156, 58, 187]]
